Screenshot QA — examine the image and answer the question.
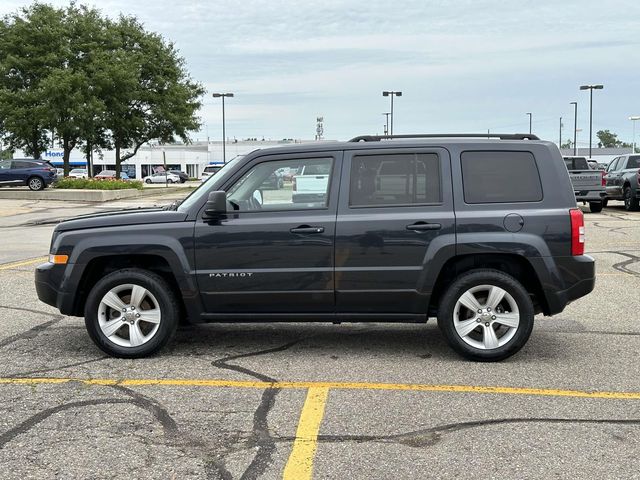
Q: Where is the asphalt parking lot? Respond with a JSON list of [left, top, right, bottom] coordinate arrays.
[[0, 196, 639, 479]]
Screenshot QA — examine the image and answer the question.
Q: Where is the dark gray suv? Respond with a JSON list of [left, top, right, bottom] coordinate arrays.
[[36, 134, 595, 361]]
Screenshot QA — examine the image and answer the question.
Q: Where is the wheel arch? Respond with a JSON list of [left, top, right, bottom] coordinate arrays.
[[70, 253, 194, 321], [428, 253, 548, 316]]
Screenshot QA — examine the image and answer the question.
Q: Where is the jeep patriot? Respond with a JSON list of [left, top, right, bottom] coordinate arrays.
[[36, 134, 596, 361]]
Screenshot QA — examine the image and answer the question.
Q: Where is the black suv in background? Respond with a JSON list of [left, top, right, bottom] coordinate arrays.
[[36, 134, 595, 361], [0, 158, 58, 190]]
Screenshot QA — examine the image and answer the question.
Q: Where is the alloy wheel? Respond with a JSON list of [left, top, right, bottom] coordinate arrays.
[[453, 284, 520, 350], [97, 284, 161, 348]]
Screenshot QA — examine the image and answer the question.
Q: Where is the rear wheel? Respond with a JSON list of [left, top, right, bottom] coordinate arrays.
[[437, 269, 534, 361], [84, 268, 179, 358], [624, 186, 640, 211], [145, 179, 152, 184], [589, 201, 603, 213], [27, 176, 44, 191], [601, 198, 608, 208]]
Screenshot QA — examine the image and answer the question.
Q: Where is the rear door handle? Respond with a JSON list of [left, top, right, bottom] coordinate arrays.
[[290, 225, 325, 234], [406, 222, 441, 232]]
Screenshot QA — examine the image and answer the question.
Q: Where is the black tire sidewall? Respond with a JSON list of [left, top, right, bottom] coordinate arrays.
[[437, 270, 534, 362], [589, 201, 603, 213], [84, 269, 179, 358]]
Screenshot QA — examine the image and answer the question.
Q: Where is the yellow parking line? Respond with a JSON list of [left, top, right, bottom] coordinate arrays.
[[1, 377, 640, 400], [283, 387, 329, 480], [0, 256, 47, 270]]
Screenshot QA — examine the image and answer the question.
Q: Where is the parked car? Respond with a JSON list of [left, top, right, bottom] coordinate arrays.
[[95, 170, 130, 180], [0, 159, 57, 191], [260, 168, 284, 189], [603, 154, 640, 211], [36, 133, 595, 361], [56, 168, 65, 177], [200, 164, 225, 182], [169, 170, 189, 183], [563, 156, 606, 212], [68, 168, 88, 179], [291, 163, 332, 202], [143, 172, 181, 184]]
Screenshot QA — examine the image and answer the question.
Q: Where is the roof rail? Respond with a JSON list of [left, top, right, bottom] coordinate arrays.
[[348, 133, 540, 142]]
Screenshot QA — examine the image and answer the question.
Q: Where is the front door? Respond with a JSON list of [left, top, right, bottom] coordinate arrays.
[[194, 152, 342, 314], [334, 148, 455, 314]]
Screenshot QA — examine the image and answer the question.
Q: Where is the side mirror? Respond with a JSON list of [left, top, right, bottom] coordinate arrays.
[[203, 191, 227, 217]]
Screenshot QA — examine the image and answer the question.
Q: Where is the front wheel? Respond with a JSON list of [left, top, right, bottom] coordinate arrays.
[[145, 179, 152, 184], [437, 269, 534, 361], [84, 268, 179, 358], [589, 201, 603, 213], [624, 187, 640, 211]]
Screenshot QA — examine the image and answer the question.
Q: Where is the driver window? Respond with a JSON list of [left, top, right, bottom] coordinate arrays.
[[227, 157, 333, 211]]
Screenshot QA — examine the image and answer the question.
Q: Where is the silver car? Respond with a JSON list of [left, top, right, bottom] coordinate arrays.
[[143, 172, 181, 184]]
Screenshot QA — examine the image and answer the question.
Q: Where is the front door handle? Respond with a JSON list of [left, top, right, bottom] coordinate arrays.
[[290, 225, 325, 234], [406, 222, 441, 232]]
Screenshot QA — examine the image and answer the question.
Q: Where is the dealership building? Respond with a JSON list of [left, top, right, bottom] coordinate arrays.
[[15, 139, 317, 179]]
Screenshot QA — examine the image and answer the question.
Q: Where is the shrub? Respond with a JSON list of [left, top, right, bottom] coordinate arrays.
[[54, 177, 143, 190]]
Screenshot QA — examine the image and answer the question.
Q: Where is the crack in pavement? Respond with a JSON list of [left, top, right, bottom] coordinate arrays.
[[5, 356, 109, 378], [0, 305, 64, 349], [606, 250, 640, 277], [207, 339, 308, 480]]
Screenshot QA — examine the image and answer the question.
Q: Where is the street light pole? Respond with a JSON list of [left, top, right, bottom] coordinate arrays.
[[559, 117, 562, 148], [382, 112, 390, 135], [526, 113, 532, 134], [212, 92, 234, 163], [570, 102, 578, 156], [579, 84, 603, 159], [629, 116, 640, 154], [382, 91, 402, 135]]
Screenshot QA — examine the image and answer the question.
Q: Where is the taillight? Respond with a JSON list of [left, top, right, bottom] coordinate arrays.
[[292, 176, 297, 191], [600, 170, 606, 187], [570, 208, 585, 256]]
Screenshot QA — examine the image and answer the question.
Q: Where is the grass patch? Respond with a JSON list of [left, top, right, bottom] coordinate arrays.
[[55, 177, 143, 190]]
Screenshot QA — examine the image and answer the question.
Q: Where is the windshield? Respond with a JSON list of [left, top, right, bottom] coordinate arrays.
[[177, 155, 245, 213]]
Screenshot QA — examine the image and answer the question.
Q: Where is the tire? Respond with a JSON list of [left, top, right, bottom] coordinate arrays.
[[589, 201, 603, 213], [145, 179, 152, 184], [27, 176, 44, 191], [437, 269, 535, 362], [84, 268, 179, 358], [601, 198, 608, 208], [623, 186, 640, 211], [168, 179, 174, 184]]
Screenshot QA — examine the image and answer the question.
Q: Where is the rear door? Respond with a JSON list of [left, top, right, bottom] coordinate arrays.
[[0, 160, 13, 184], [334, 147, 455, 314], [605, 157, 623, 197]]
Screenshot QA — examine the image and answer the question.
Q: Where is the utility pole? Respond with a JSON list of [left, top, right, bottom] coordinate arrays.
[[570, 102, 578, 156], [559, 117, 563, 148], [579, 84, 604, 159], [212, 93, 234, 163], [526, 113, 532, 134], [382, 91, 402, 135]]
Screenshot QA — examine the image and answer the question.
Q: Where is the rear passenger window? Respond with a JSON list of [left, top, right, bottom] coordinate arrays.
[[461, 151, 543, 204], [349, 153, 441, 207]]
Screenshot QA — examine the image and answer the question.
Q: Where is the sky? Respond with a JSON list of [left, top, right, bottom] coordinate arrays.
[[2, 0, 640, 145]]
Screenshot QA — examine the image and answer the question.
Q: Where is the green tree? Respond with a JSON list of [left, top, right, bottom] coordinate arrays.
[[596, 129, 623, 148], [0, 3, 67, 159], [101, 16, 205, 178]]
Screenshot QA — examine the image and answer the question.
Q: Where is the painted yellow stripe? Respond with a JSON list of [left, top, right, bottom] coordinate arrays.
[[283, 387, 329, 480], [0, 256, 48, 270], [1, 377, 640, 400]]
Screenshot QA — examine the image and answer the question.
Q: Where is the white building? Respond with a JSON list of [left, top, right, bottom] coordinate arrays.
[[15, 139, 319, 179]]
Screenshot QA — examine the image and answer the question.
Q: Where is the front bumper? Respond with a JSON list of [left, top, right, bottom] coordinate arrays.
[[35, 262, 76, 315]]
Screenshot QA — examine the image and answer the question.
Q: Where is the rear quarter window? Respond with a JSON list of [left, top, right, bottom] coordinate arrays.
[[461, 151, 543, 204]]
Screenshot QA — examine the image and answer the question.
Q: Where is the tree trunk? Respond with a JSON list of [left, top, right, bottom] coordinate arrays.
[[115, 142, 121, 179], [86, 142, 92, 178], [32, 127, 41, 160], [62, 136, 71, 176]]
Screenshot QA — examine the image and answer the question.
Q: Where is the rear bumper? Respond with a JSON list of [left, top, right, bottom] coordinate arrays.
[[574, 190, 606, 202], [533, 255, 595, 315]]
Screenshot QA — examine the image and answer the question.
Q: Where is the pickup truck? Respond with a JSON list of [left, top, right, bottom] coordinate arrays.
[[603, 154, 640, 211], [563, 156, 606, 213], [292, 163, 331, 203]]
